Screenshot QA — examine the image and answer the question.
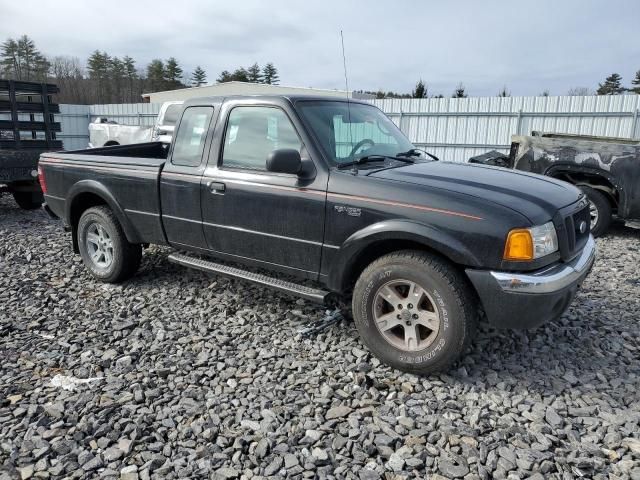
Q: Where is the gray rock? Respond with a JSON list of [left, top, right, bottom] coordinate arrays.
[[264, 456, 283, 476], [439, 458, 469, 478], [283, 453, 299, 469], [83, 455, 104, 471], [214, 467, 239, 479], [545, 407, 564, 427], [18, 465, 34, 480], [120, 465, 138, 480], [326, 405, 352, 420], [255, 438, 270, 459], [312, 447, 329, 465], [386, 452, 405, 471]]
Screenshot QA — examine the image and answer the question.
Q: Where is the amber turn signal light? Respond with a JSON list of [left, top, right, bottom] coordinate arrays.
[[503, 229, 534, 261]]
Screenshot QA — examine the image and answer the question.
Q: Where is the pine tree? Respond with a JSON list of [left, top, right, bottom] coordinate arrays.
[[247, 63, 262, 83], [452, 83, 467, 98], [110, 56, 125, 102], [122, 56, 138, 102], [190, 66, 207, 86], [412, 79, 427, 98], [164, 57, 184, 89], [146, 59, 166, 92], [87, 50, 111, 103], [262, 63, 279, 85], [0, 39, 20, 78], [231, 67, 249, 82], [217, 70, 232, 83], [1, 35, 49, 81], [597, 73, 624, 95], [629, 70, 640, 94]]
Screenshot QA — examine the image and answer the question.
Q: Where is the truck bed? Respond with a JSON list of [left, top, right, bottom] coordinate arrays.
[[39, 142, 169, 245]]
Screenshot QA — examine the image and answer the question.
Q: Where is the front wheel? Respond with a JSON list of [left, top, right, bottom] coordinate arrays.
[[352, 250, 477, 375], [77, 206, 141, 283], [580, 186, 612, 237]]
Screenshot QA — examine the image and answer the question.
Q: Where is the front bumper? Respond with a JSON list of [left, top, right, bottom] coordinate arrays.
[[466, 235, 596, 329]]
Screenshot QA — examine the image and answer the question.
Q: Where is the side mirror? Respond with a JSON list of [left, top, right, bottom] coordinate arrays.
[[266, 148, 302, 175]]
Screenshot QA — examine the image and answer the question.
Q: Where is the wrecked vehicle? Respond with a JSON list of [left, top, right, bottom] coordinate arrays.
[[38, 96, 595, 374], [88, 101, 182, 147], [509, 132, 640, 236]]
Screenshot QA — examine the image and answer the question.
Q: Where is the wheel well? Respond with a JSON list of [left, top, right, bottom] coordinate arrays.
[[550, 170, 618, 208], [69, 193, 108, 252], [104, 141, 120, 146], [344, 239, 454, 291]]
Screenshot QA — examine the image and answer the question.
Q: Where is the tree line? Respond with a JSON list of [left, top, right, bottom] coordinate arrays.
[[359, 72, 640, 99], [0, 35, 280, 104], [2, 35, 639, 104]]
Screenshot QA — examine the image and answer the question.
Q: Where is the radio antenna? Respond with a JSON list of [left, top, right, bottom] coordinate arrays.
[[340, 30, 356, 173]]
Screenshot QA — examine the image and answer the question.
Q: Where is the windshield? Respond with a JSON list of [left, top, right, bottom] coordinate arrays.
[[297, 101, 416, 166]]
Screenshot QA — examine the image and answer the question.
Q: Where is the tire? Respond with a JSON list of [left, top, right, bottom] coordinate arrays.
[[580, 186, 612, 237], [352, 250, 477, 375], [77, 206, 141, 283], [12, 191, 44, 210]]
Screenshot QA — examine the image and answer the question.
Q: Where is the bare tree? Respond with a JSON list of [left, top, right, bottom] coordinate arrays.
[[497, 86, 511, 97], [49, 56, 91, 103], [567, 87, 595, 96]]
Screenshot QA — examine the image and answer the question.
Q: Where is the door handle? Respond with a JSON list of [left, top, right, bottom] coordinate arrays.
[[206, 180, 225, 194]]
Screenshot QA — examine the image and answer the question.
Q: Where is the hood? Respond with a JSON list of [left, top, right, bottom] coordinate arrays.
[[368, 161, 581, 224]]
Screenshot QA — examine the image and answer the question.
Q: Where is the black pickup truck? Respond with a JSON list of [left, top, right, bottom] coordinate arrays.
[[39, 96, 596, 374]]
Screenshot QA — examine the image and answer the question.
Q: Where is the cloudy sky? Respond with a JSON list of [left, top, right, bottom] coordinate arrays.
[[2, 0, 638, 96]]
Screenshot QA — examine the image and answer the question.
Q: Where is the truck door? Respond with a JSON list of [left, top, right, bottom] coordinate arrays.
[[160, 105, 215, 250], [201, 101, 328, 279]]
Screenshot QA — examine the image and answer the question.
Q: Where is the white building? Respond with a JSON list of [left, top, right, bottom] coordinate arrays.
[[141, 81, 373, 103]]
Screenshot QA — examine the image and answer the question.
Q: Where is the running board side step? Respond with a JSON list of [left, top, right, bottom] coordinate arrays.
[[168, 253, 330, 304]]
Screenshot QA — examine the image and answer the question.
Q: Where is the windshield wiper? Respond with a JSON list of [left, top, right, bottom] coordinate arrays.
[[396, 148, 440, 161], [337, 155, 415, 170]]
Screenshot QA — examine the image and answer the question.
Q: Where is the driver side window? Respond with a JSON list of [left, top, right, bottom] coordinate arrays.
[[222, 106, 302, 171]]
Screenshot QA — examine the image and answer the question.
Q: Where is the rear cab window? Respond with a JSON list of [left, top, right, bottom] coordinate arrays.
[[171, 106, 213, 167]]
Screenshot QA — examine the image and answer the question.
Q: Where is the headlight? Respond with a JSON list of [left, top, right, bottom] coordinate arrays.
[[504, 221, 558, 261]]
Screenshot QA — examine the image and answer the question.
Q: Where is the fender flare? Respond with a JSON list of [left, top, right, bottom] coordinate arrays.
[[326, 219, 482, 292], [545, 163, 625, 210], [545, 164, 621, 191], [65, 180, 142, 244]]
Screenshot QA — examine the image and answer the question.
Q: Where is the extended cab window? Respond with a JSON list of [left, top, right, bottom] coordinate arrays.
[[222, 106, 302, 170], [171, 106, 213, 167]]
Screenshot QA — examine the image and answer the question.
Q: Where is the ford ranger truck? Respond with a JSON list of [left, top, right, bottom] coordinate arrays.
[[38, 96, 596, 374]]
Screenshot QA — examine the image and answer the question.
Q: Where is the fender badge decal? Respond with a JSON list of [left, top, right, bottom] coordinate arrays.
[[334, 205, 362, 217]]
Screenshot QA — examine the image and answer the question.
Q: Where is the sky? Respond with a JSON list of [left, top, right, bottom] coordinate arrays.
[[1, 0, 639, 97]]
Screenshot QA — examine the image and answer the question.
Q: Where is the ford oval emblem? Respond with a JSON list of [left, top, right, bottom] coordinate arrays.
[[579, 221, 587, 234]]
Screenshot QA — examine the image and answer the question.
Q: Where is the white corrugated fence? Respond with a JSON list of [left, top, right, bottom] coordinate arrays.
[[57, 95, 640, 161]]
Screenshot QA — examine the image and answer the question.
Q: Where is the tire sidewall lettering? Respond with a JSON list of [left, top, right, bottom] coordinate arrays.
[[358, 262, 455, 366]]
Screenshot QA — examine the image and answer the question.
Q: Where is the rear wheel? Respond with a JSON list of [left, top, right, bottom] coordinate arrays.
[[77, 206, 141, 283], [12, 191, 44, 210], [580, 186, 611, 237], [352, 250, 477, 375]]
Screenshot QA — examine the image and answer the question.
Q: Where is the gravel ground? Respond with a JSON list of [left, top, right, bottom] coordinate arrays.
[[1, 193, 639, 480]]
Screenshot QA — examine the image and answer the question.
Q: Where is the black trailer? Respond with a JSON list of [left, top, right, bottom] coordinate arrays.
[[0, 79, 62, 209]]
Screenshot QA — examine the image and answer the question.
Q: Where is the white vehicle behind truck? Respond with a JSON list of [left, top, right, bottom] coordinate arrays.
[[88, 101, 182, 148]]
